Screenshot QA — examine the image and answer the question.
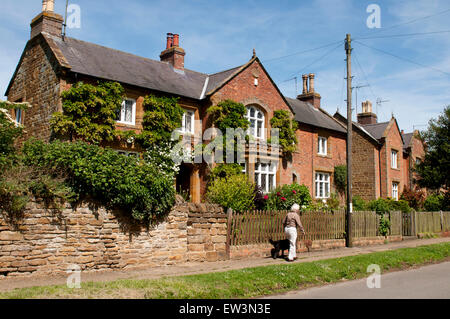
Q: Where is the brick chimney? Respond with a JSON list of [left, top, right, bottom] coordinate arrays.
[[30, 0, 64, 39], [160, 33, 185, 71], [357, 100, 378, 125], [297, 73, 321, 109]]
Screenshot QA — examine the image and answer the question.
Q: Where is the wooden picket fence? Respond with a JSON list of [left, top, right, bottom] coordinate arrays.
[[228, 210, 450, 247], [416, 211, 450, 234]]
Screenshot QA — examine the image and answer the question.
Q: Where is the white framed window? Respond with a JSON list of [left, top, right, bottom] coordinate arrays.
[[15, 108, 23, 124], [246, 106, 265, 139], [315, 172, 330, 199], [240, 162, 247, 174], [318, 136, 328, 156], [117, 99, 136, 125], [255, 161, 277, 193], [391, 150, 398, 169], [392, 182, 399, 201], [415, 158, 421, 166], [180, 110, 195, 134]]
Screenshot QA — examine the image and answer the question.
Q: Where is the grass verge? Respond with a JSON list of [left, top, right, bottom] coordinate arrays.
[[1, 242, 449, 299]]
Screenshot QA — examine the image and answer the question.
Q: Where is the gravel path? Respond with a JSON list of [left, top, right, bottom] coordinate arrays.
[[1, 237, 449, 292]]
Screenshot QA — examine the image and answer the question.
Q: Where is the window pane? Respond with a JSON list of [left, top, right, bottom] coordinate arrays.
[[257, 121, 262, 138], [255, 173, 259, 184], [186, 112, 192, 133], [257, 111, 263, 119], [269, 175, 274, 191], [250, 107, 255, 117], [261, 174, 267, 192]]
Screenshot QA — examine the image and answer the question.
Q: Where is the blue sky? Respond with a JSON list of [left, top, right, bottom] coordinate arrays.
[[1, 0, 449, 132]]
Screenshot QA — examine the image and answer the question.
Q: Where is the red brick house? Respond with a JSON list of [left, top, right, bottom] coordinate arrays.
[[402, 130, 426, 191], [335, 101, 426, 201], [5, 3, 354, 204]]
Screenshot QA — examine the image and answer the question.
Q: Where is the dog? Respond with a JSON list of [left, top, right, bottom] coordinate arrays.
[[269, 238, 291, 259]]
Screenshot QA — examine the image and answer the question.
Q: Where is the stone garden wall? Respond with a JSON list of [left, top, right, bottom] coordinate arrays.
[[0, 199, 227, 278]]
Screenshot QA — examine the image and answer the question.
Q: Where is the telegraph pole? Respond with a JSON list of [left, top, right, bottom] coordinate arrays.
[[345, 34, 353, 248]]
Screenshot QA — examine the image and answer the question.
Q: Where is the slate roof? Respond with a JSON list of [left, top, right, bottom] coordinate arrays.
[[285, 97, 346, 134], [402, 133, 414, 150], [361, 122, 390, 140], [45, 33, 213, 100]]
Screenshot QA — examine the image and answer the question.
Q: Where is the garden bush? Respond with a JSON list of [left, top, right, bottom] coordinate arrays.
[[21, 139, 175, 221], [424, 194, 444, 212], [352, 196, 368, 211], [264, 183, 312, 211], [206, 174, 255, 212], [367, 198, 411, 213], [401, 186, 426, 211]]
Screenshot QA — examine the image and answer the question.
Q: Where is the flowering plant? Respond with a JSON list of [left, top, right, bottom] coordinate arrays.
[[264, 183, 312, 210]]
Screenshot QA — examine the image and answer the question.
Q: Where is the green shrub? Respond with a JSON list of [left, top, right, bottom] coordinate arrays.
[[21, 139, 175, 221], [352, 196, 368, 211], [206, 174, 255, 212], [379, 216, 391, 237], [368, 198, 411, 213], [334, 165, 347, 195], [264, 183, 312, 211], [209, 164, 243, 181], [424, 194, 444, 212]]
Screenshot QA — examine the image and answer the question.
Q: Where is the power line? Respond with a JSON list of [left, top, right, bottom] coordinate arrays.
[[280, 42, 343, 82], [355, 30, 450, 40], [262, 40, 343, 63], [353, 52, 377, 101], [354, 40, 450, 77]]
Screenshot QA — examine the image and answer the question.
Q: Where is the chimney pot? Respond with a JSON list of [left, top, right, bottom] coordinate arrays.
[[173, 34, 180, 47], [308, 73, 315, 93], [166, 33, 173, 49], [302, 74, 308, 94], [42, 0, 54, 12]]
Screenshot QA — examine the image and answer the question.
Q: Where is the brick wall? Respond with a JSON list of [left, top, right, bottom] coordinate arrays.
[[0, 200, 227, 278], [291, 124, 347, 200], [381, 121, 404, 198], [7, 35, 63, 142], [352, 129, 378, 200]]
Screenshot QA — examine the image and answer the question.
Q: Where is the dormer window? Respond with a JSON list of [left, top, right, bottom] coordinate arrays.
[[117, 99, 136, 125], [246, 106, 265, 139]]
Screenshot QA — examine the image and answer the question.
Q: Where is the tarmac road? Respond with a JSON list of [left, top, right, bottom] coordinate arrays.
[[266, 261, 450, 299]]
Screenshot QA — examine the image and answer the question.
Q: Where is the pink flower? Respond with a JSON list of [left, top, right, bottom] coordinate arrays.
[[277, 192, 281, 197], [264, 195, 269, 200], [281, 197, 287, 201], [292, 190, 297, 194]]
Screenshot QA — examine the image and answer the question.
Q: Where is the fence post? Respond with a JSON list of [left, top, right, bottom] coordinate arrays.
[[414, 211, 418, 237], [440, 211, 444, 232], [226, 208, 233, 260]]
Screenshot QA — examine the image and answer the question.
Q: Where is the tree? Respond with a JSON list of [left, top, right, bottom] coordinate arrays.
[[50, 81, 124, 144], [415, 106, 450, 191]]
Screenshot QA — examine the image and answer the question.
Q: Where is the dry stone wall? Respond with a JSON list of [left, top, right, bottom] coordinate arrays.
[[0, 199, 226, 278]]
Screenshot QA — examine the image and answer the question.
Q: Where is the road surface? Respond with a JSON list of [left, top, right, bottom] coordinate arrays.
[[267, 261, 450, 299]]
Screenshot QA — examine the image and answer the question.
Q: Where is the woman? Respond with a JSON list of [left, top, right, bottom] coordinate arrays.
[[282, 204, 306, 262]]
